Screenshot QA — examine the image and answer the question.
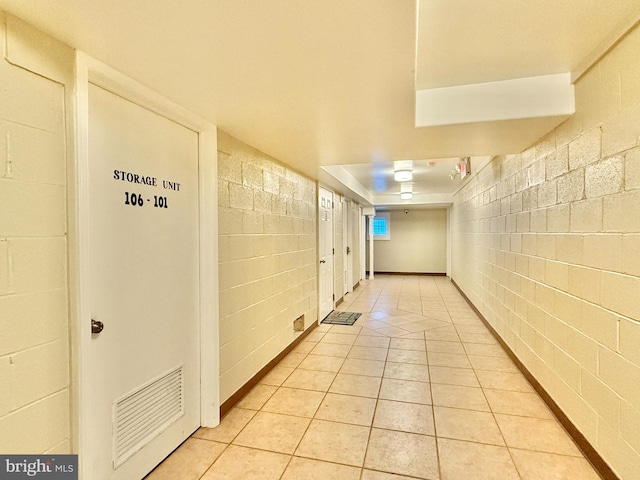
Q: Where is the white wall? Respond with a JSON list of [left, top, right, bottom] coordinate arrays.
[[451, 22, 640, 479], [217, 131, 318, 402], [0, 13, 73, 454], [371, 209, 447, 274]]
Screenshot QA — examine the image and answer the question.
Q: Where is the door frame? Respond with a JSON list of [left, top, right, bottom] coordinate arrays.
[[70, 52, 219, 478], [359, 207, 367, 282], [342, 197, 349, 295], [346, 201, 354, 292], [318, 186, 335, 320], [342, 199, 354, 295]]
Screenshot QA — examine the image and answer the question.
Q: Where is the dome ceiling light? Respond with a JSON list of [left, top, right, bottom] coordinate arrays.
[[393, 160, 413, 182], [394, 170, 413, 182], [400, 182, 413, 200]]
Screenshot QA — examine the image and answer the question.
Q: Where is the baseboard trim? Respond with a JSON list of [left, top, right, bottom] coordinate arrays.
[[219, 320, 319, 418], [335, 296, 344, 307], [372, 271, 447, 276], [450, 278, 618, 480]]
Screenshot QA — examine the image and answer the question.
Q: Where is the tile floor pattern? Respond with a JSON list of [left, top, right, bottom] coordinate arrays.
[[146, 275, 602, 480]]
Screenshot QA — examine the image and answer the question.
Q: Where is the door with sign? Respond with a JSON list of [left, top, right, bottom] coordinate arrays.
[[318, 187, 334, 321], [88, 83, 200, 479]]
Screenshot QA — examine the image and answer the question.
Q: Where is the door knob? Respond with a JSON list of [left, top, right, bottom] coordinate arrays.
[[320, 260, 326, 264], [346, 246, 351, 254], [91, 319, 104, 334]]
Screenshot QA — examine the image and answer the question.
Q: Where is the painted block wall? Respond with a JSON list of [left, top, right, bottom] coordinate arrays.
[[451, 24, 640, 479], [217, 131, 318, 402], [373, 209, 447, 273], [0, 13, 71, 453]]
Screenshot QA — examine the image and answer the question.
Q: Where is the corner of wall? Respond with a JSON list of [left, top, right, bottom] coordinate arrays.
[[4, 13, 74, 85], [0, 13, 74, 454]]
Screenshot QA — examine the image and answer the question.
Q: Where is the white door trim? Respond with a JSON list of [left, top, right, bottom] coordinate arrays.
[[342, 199, 354, 294], [347, 201, 354, 293], [446, 208, 452, 277], [71, 52, 219, 478], [342, 198, 349, 295], [359, 207, 366, 282], [318, 186, 335, 320]]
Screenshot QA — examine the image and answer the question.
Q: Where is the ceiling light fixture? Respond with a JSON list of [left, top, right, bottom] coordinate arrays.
[[400, 182, 413, 200], [394, 170, 413, 182], [393, 160, 413, 182]]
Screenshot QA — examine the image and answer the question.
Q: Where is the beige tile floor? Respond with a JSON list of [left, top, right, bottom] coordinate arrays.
[[146, 275, 601, 480]]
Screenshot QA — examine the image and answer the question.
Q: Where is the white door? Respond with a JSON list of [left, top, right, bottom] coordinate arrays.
[[318, 187, 334, 320], [360, 208, 367, 281], [342, 199, 354, 295], [89, 84, 200, 479], [342, 199, 349, 295]]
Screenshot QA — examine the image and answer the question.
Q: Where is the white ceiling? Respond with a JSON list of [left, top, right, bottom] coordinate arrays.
[[416, 0, 639, 90], [321, 157, 474, 207], [1, 0, 638, 207]]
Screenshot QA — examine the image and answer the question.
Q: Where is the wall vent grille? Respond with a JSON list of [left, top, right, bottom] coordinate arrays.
[[113, 365, 184, 467]]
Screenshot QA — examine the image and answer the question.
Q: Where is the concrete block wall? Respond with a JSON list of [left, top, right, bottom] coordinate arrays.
[[0, 13, 71, 454], [451, 24, 640, 479], [218, 131, 318, 402]]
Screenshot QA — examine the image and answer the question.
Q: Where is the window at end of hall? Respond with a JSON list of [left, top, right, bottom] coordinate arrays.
[[370, 212, 390, 241]]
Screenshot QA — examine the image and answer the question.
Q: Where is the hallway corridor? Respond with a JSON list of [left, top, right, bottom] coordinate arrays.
[[147, 275, 600, 479]]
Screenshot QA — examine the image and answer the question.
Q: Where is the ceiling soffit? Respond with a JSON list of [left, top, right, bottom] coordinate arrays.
[[412, 0, 640, 156]]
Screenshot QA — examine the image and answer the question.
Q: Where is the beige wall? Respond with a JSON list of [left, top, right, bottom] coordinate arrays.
[[451, 24, 640, 479], [4, 10, 638, 476], [218, 131, 318, 402], [0, 13, 72, 454], [372, 209, 447, 273], [0, 10, 322, 448]]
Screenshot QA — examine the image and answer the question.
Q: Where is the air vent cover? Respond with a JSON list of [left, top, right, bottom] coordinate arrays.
[[113, 365, 184, 467]]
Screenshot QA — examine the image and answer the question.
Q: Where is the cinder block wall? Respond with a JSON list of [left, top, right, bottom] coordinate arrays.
[[0, 13, 71, 453], [217, 131, 318, 401], [451, 24, 640, 478]]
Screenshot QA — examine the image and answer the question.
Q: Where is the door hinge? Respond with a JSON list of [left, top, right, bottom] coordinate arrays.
[[333, 248, 335, 254], [333, 294, 335, 300]]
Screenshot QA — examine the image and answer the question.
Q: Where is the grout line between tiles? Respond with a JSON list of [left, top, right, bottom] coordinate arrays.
[[160, 276, 603, 480]]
